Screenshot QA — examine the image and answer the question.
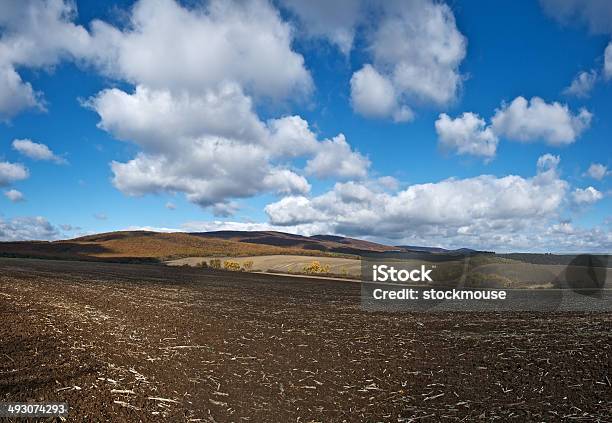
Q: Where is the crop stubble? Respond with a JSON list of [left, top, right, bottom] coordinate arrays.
[[0, 258, 610, 422]]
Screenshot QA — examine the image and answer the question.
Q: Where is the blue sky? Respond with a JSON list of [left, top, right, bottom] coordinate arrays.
[[0, 0, 610, 252]]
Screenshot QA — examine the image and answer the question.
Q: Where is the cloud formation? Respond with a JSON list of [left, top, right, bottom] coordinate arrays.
[[435, 97, 591, 158], [563, 70, 598, 97], [262, 155, 597, 251], [0, 0, 92, 119], [280, 0, 362, 55], [540, 0, 612, 34], [585, 163, 609, 180], [572, 186, 604, 205], [0, 216, 60, 241], [68, 0, 368, 212], [350, 0, 466, 121], [491, 97, 591, 146], [0, 0, 312, 117], [0, 161, 28, 186], [4, 189, 24, 202], [89, 83, 367, 209], [12, 139, 66, 163], [435, 112, 498, 159]]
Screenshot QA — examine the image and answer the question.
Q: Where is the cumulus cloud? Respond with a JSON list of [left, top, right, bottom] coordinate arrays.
[[350, 0, 466, 121], [539, 0, 612, 34], [350, 65, 413, 122], [211, 202, 239, 218], [86, 83, 268, 153], [280, 0, 362, 55], [0, 216, 60, 241], [305, 135, 370, 180], [89, 84, 366, 210], [165, 202, 176, 210], [585, 163, 609, 180], [572, 186, 604, 205], [0, 0, 92, 119], [435, 112, 498, 159], [563, 70, 598, 97], [537, 153, 561, 172], [12, 139, 66, 163], [88, 0, 312, 100], [0, 65, 42, 120], [63, 0, 368, 212], [4, 189, 24, 202], [491, 96, 592, 146], [435, 96, 590, 158], [0, 162, 29, 186], [0, 0, 312, 119], [262, 155, 607, 252]]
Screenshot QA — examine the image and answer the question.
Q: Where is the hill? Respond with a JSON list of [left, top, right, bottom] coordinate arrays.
[[0, 230, 395, 263], [191, 230, 398, 254]]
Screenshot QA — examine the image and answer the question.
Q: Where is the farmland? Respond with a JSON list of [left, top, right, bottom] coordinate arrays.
[[0, 258, 610, 421]]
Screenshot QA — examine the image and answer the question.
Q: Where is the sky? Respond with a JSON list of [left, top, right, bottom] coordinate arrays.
[[0, 0, 610, 253]]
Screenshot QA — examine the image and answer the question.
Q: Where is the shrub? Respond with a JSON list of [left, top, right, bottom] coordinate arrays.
[[197, 260, 208, 268], [242, 260, 254, 271], [209, 259, 221, 269], [303, 260, 330, 274], [223, 260, 241, 271]]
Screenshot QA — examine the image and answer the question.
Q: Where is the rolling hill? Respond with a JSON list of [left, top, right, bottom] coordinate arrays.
[[0, 230, 397, 262]]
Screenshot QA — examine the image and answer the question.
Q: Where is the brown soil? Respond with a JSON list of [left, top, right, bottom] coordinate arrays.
[[0, 258, 610, 422]]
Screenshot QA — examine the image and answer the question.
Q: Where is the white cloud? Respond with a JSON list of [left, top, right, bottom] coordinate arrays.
[[351, 0, 466, 121], [605, 42, 612, 80], [74, 0, 369, 211], [89, 84, 366, 209], [4, 189, 24, 202], [0, 161, 29, 186], [539, 0, 612, 34], [585, 163, 609, 180], [305, 135, 370, 180], [266, 115, 318, 158], [563, 70, 598, 97], [572, 186, 604, 205], [211, 202, 239, 218], [0, 216, 60, 241], [94, 213, 108, 220], [0, 65, 42, 120], [165, 202, 176, 210], [0, 0, 312, 119], [12, 138, 66, 163], [106, 140, 310, 209], [265, 195, 327, 225], [491, 96, 592, 146], [86, 83, 268, 153], [435, 112, 498, 159], [88, 0, 312, 100], [265, 155, 571, 250], [280, 0, 362, 55], [350, 65, 413, 122], [0, 0, 92, 119], [536, 153, 561, 172]]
